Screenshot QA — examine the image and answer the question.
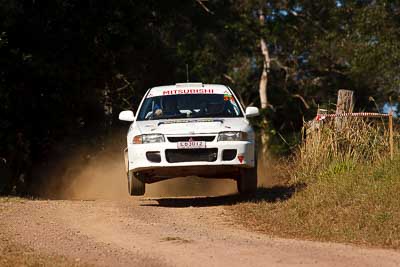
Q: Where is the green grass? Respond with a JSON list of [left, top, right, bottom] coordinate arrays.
[[229, 155, 400, 249]]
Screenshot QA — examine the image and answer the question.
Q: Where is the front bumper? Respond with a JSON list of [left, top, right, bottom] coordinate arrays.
[[126, 136, 255, 173]]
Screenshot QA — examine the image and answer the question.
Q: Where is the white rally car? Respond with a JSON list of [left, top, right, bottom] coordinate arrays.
[[119, 83, 259, 196]]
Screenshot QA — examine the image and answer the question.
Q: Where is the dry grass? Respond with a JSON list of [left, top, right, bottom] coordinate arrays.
[[161, 236, 193, 243], [229, 117, 400, 249], [296, 117, 391, 181]]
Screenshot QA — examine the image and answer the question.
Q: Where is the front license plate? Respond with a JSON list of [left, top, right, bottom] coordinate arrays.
[[177, 141, 206, 149]]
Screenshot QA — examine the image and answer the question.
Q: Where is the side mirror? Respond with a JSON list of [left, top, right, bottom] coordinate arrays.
[[245, 106, 260, 118], [119, 110, 135, 122]]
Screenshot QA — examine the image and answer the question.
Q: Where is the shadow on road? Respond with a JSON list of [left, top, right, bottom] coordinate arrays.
[[142, 182, 307, 208]]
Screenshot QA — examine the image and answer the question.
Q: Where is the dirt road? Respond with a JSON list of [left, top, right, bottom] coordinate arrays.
[[1, 195, 400, 267], [2, 145, 400, 266]]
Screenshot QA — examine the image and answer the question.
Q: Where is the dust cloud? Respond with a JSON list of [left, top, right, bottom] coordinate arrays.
[[34, 135, 278, 200], [257, 153, 288, 188], [33, 135, 128, 200]]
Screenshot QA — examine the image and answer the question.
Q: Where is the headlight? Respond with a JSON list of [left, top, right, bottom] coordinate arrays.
[[133, 134, 165, 144], [217, 131, 248, 141]]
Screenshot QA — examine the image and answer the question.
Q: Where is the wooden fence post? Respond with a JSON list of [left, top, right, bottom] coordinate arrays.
[[335, 89, 355, 130]]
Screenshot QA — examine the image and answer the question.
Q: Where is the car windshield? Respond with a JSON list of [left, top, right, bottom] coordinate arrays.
[[137, 93, 243, 121]]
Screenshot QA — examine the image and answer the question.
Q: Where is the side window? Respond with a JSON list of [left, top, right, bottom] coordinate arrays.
[[138, 97, 162, 120]]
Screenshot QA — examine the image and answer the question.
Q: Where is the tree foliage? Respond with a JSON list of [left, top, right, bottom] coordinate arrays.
[[1, 0, 399, 192]]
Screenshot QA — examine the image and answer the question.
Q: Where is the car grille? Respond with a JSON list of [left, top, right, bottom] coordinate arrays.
[[165, 149, 218, 163], [167, 136, 216, 142]]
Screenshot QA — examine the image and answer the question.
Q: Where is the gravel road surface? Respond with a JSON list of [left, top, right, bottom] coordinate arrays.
[[1, 196, 400, 267]]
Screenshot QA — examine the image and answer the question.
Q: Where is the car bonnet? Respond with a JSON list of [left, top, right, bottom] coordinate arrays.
[[134, 117, 248, 135]]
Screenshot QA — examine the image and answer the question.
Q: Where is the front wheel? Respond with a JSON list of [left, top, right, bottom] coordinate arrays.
[[237, 165, 257, 195], [128, 170, 145, 196]]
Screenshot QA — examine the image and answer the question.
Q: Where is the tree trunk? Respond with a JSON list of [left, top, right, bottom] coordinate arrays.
[[103, 82, 113, 135], [258, 11, 270, 110], [258, 10, 270, 156], [259, 39, 269, 109]]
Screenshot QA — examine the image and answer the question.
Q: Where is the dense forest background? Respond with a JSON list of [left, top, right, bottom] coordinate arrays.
[[1, 0, 399, 193]]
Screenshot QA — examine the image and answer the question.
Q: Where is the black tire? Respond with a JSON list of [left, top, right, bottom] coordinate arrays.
[[127, 170, 145, 196], [237, 165, 258, 195]]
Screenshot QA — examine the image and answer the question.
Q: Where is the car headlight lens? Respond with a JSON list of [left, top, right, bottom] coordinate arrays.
[[217, 131, 248, 141], [133, 134, 165, 144]]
